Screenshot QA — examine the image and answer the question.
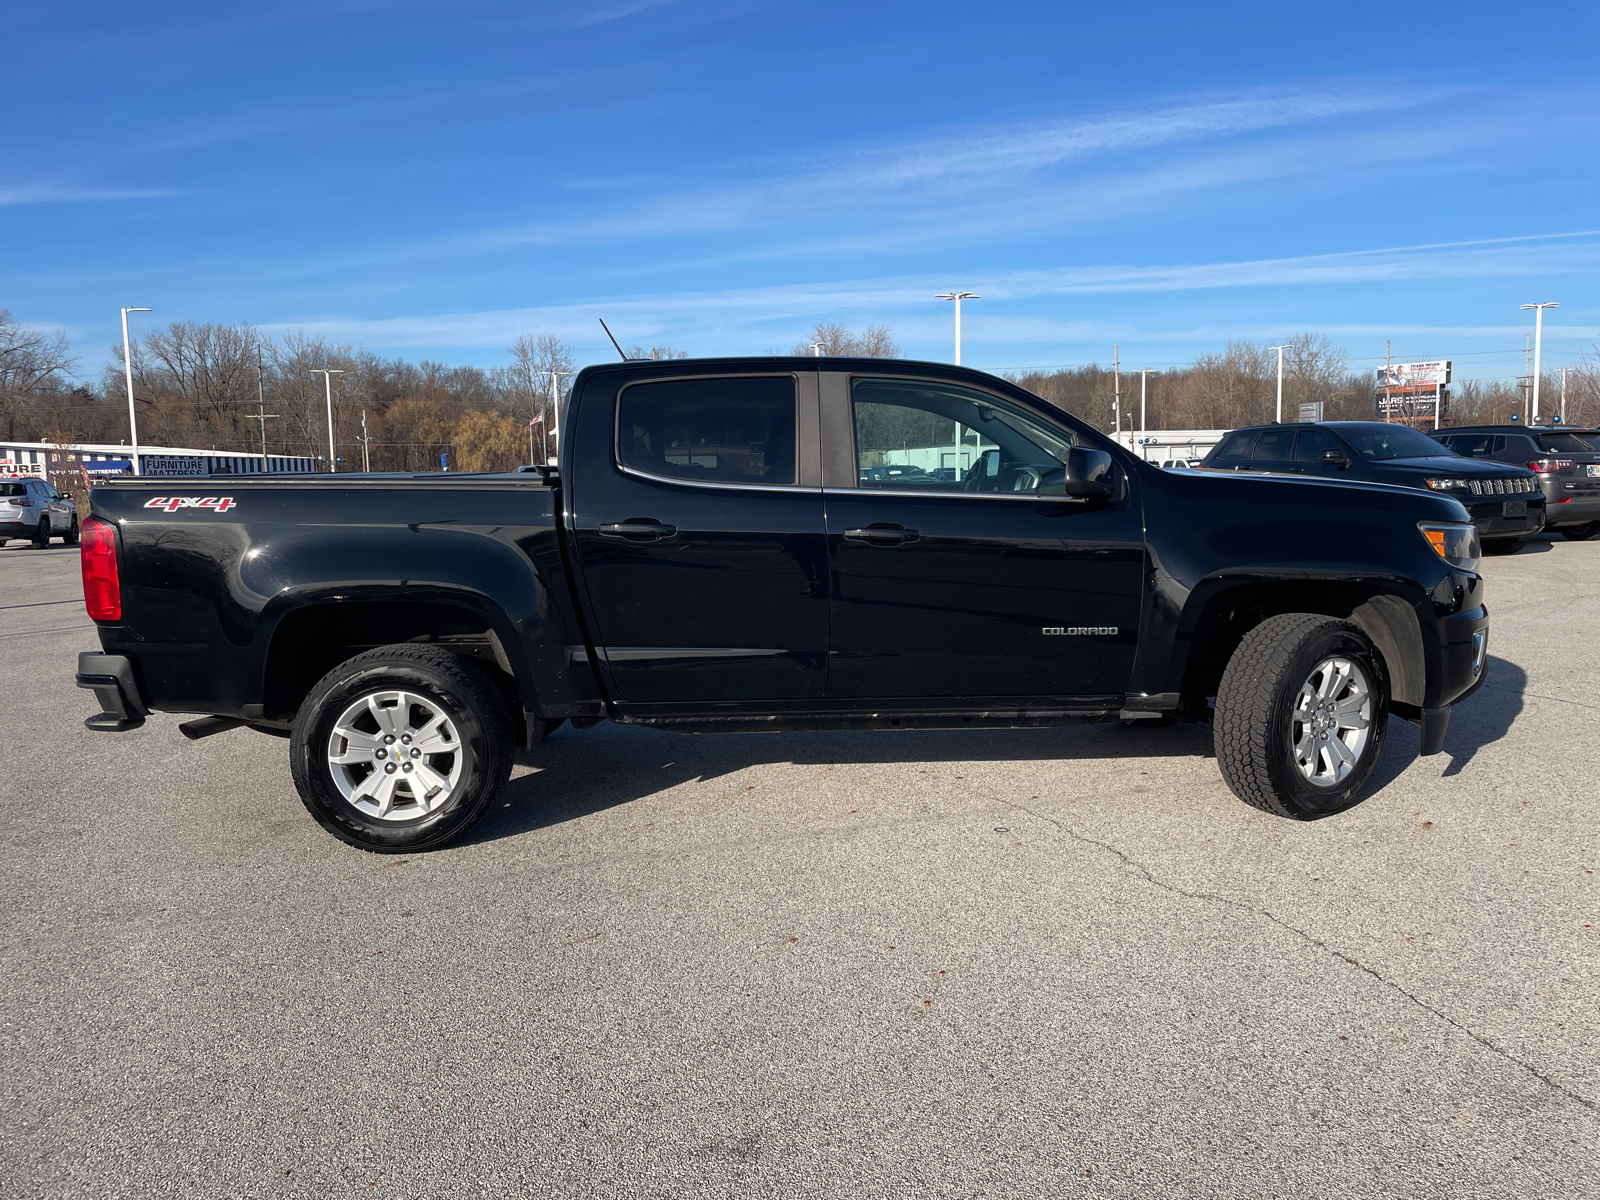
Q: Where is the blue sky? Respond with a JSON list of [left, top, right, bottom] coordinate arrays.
[[5, 0, 1599, 383]]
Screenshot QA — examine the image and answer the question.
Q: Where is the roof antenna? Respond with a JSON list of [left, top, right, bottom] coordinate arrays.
[[598, 318, 628, 361]]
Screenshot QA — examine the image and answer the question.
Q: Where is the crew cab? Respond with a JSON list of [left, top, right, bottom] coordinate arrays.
[[75, 358, 1490, 852]]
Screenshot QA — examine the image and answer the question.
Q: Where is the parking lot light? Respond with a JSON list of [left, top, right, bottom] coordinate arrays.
[[120, 307, 152, 476]]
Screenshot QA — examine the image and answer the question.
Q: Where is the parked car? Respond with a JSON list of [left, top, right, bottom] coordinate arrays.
[[1429, 425, 1600, 541], [1200, 421, 1543, 554], [1, 478, 78, 547], [1158, 459, 1202, 469], [77, 357, 1489, 851]]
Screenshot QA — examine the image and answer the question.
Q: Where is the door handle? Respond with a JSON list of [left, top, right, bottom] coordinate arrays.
[[599, 520, 677, 540], [843, 524, 919, 546]]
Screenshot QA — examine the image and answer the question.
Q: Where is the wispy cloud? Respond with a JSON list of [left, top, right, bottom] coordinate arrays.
[[0, 183, 176, 205], [258, 231, 1600, 350], [573, 0, 679, 26]]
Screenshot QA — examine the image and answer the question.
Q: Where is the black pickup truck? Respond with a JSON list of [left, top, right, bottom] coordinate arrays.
[[76, 357, 1490, 852]]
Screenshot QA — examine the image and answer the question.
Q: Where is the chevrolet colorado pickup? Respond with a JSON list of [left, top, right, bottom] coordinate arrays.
[[75, 357, 1490, 852]]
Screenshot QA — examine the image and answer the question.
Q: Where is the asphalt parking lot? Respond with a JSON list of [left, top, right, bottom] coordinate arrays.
[[2, 535, 1596, 1199]]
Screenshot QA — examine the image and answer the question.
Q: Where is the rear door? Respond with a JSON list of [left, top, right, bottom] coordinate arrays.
[[567, 368, 828, 704], [820, 371, 1144, 700]]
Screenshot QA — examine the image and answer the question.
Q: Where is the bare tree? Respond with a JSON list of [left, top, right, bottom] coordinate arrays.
[[625, 345, 689, 361], [792, 322, 899, 358], [0, 311, 77, 441]]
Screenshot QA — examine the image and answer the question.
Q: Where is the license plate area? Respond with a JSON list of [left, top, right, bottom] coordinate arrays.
[[1588, 465, 1600, 477], [1504, 500, 1528, 517]]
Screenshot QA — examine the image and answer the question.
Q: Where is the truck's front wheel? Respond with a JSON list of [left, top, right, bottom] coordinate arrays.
[[1214, 614, 1389, 820], [289, 645, 515, 853]]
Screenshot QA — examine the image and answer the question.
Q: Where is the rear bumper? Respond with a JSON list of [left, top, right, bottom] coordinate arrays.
[[0, 520, 31, 535], [1541, 492, 1600, 526], [75, 651, 149, 732]]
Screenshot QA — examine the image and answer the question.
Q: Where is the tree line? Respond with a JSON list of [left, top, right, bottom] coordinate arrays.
[[4, 311, 1599, 473]]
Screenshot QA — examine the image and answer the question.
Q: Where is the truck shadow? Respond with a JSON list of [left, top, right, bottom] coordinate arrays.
[[1367, 654, 1524, 788], [470, 719, 1219, 844], [471, 656, 1529, 844]]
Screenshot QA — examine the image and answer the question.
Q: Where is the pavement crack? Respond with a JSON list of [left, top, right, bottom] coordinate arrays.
[[998, 797, 1597, 1115]]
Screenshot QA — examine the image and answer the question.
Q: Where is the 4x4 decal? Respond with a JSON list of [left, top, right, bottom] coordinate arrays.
[[144, 496, 237, 513]]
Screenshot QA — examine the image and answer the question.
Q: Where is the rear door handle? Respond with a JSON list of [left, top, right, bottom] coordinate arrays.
[[843, 524, 919, 546], [599, 519, 677, 540]]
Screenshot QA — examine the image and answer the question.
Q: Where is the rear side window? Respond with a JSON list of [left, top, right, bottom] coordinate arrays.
[[1446, 434, 1493, 457], [618, 376, 797, 486], [1251, 429, 1293, 461], [1293, 429, 1340, 462], [0, 483, 25, 497], [1538, 433, 1596, 453], [1210, 431, 1256, 461]]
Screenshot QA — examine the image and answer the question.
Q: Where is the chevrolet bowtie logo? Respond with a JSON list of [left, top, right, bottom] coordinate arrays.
[[1042, 626, 1118, 636]]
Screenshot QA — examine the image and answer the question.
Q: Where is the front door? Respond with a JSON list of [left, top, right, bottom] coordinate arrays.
[[822, 373, 1145, 700], [568, 368, 828, 704]]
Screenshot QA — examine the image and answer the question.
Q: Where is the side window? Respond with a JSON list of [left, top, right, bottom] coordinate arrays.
[[1293, 429, 1340, 462], [618, 376, 796, 486], [1210, 431, 1257, 462], [1492, 437, 1509, 454], [1451, 434, 1491, 457], [1252, 429, 1293, 461], [850, 378, 1076, 494]]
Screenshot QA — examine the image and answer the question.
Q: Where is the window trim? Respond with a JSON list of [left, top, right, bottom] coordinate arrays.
[[612, 371, 817, 493]]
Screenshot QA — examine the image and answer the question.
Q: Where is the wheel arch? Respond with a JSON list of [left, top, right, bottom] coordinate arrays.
[[1179, 578, 1428, 712]]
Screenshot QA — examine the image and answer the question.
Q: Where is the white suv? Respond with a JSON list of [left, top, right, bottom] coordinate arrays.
[[1, 479, 78, 548]]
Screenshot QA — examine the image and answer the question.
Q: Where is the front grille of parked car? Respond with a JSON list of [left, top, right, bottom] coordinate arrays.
[[1464, 478, 1535, 497]]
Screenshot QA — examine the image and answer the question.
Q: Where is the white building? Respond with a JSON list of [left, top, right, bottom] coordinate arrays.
[[1111, 429, 1228, 463], [0, 441, 315, 479]]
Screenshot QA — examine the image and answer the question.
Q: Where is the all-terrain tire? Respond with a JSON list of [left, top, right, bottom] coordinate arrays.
[[1214, 614, 1389, 820], [289, 644, 515, 853]]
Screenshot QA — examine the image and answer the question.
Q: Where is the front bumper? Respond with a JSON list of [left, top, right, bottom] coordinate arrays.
[[1466, 498, 1543, 539], [75, 651, 149, 731]]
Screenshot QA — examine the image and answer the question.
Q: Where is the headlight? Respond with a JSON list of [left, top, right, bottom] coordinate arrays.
[[1424, 478, 1468, 491], [1420, 522, 1480, 572]]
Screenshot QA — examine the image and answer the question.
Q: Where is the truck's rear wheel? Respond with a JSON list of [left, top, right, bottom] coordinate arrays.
[[289, 644, 514, 853], [1214, 614, 1389, 820]]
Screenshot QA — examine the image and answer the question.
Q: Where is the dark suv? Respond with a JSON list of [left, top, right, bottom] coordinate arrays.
[[1429, 425, 1600, 541], [1201, 421, 1544, 553]]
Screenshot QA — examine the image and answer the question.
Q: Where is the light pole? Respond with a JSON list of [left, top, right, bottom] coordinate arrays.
[[120, 307, 152, 474], [310, 368, 344, 471], [1560, 366, 1574, 424], [548, 370, 572, 464], [809, 342, 825, 357], [1521, 303, 1558, 422], [1268, 344, 1288, 423], [1138, 369, 1153, 446], [935, 291, 979, 365]]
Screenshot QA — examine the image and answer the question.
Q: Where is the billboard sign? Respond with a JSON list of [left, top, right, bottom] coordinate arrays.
[[1376, 361, 1451, 390], [1376, 390, 1448, 421], [84, 459, 133, 474], [140, 454, 208, 477], [1298, 402, 1324, 423]]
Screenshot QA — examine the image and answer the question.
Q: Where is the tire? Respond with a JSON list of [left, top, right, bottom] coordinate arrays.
[[289, 644, 515, 853], [1214, 614, 1389, 820], [31, 517, 49, 549], [1560, 522, 1600, 542], [64, 516, 80, 545], [1482, 537, 1526, 555]]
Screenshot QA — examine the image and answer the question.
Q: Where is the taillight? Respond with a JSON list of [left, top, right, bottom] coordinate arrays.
[[1528, 459, 1572, 473], [81, 517, 121, 622]]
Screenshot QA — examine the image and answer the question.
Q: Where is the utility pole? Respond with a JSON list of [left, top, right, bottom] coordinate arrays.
[[120, 307, 152, 474], [359, 410, 373, 472], [548, 370, 572, 463], [246, 344, 278, 471], [935, 291, 979, 365], [1269, 344, 1288, 422], [1382, 339, 1392, 423], [1112, 344, 1120, 434], [1521, 302, 1558, 423], [309, 368, 345, 471]]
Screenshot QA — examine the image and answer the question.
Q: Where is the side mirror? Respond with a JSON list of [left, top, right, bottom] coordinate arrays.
[[1039, 447, 1115, 498], [1320, 448, 1351, 468]]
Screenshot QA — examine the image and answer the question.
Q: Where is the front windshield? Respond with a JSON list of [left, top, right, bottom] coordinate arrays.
[[1337, 425, 1456, 461]]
